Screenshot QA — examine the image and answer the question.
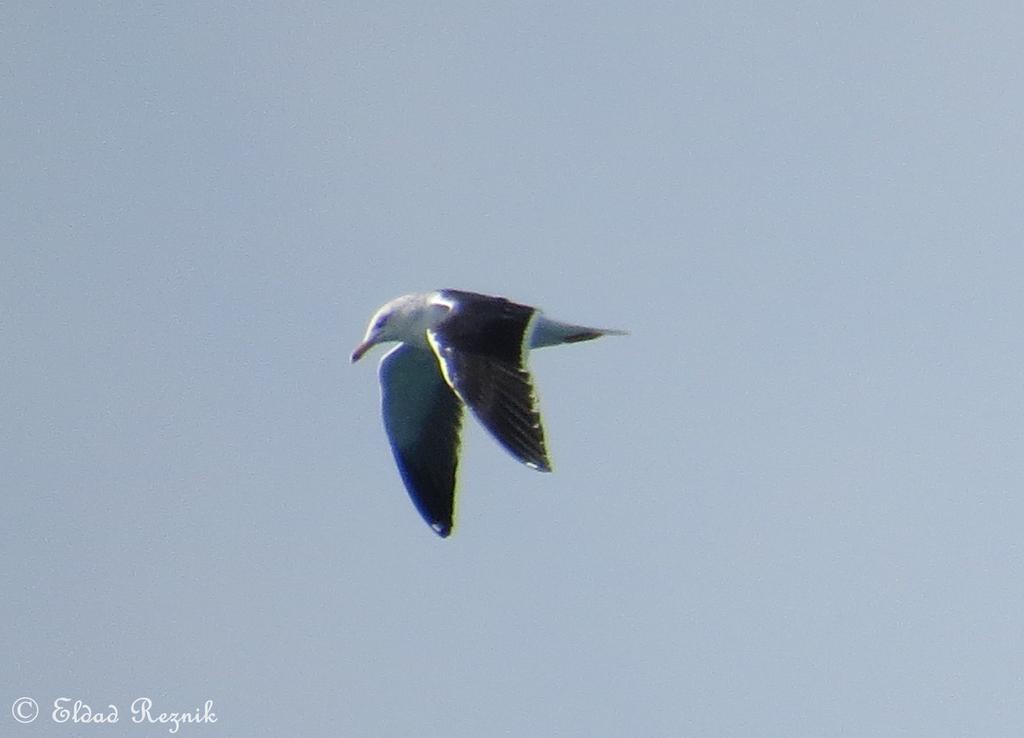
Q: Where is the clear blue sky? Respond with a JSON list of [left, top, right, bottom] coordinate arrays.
[[4, 3, 1024, 736]]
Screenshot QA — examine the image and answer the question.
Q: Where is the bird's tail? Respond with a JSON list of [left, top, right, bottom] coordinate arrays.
[[529, 315, 628, 349]]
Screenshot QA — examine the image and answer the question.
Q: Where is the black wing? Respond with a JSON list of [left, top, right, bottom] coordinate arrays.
[[429, 290, 551, 472], [379, 344, 464, 537]]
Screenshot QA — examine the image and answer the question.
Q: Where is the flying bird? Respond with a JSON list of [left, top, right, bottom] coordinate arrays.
[[351, 289, 625, 537]]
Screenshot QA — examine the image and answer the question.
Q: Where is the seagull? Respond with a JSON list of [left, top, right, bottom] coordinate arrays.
[[351, 289, 626, 537]]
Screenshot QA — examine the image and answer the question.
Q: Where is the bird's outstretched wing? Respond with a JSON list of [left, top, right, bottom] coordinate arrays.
[[428, 290, 551, 472], [379, 344, 464, 536]]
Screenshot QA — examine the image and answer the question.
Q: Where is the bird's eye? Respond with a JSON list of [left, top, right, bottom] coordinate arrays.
[[373, 315, 389, 331]]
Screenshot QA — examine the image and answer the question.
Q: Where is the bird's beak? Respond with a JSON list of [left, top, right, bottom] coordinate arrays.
[[351, 339, 374, 363]]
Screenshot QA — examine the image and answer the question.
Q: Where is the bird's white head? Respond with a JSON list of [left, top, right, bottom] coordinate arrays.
[[351, 292, 445, 362]]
